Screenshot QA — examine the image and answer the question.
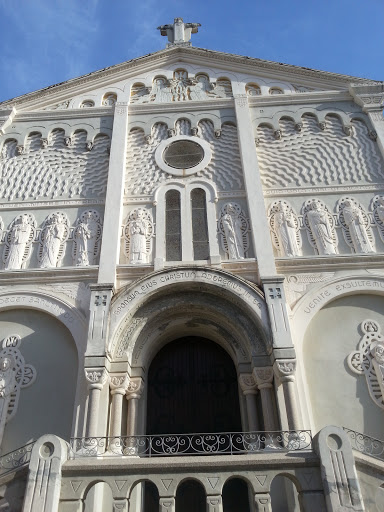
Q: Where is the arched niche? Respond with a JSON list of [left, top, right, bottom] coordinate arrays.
[[222, 477, 251, 512], [270, 474, 301, 511], [0, 308, 78, 454], [303, 293, 384, 439]]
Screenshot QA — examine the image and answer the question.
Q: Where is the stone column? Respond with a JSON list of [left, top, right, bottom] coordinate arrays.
[[238, 373, 259, 431], [273, 360, 301, 431], [207, 495, 223, 512], [109, 374, 129, 451], [349, 83, 384, 160], [232, 91, 276, 278], [254, 493, 272, 512], [253, 367, 278, 433], [85, 368, 108, 437], [159, 497, 175, 512], [125, 378, 144, 455], [98, 101, 129, 285]]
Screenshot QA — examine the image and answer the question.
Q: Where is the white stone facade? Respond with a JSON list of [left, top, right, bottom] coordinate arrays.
[[0, 17, 383, 512]]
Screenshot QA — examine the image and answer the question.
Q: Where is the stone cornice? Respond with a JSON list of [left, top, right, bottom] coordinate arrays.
[[0, 46, 380, 112], [0, 266, 98, 285], [248, 90, 352, 107], [15, 107, 114, 123], [276, 254, 384, 273], [129, 98, 233, 115]]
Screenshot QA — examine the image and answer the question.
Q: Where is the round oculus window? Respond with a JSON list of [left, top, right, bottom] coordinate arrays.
[[163, 140, 204, 169]]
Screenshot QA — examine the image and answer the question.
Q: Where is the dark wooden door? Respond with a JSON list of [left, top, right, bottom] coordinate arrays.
[[147, 337, 242, 435]]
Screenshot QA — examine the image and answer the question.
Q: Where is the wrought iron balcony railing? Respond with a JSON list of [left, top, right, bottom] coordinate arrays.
[[343, 427, 384, 462], [70, 430, 312, 458], [0, 441, 35, 478]]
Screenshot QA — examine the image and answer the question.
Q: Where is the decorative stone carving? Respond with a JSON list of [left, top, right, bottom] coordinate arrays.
[[348, 319, 384, 409], [85, 368, 108, 388], [268, 201, 301, 257], [256, 116, 383, 189], [372, 195, 384, 243], [126, 377, 144, 399], [130, 70, 232, 104], [80, 100, 95, 108], [337, 197, 374, 253], [38, 212, 69, 268], [0, 334, 37, 446], [72, 210, 102, 266], [284, 272, 334, 307], [110, 374, 129, 393], [43, 100, 70, 110], [302, 199, 337, 255], [253, 367, 273, 387], [3, 214, 36, 270], [246, 84, 261, 96], [218, 202, 249, 260], [102, 93, 117, 106], [157, 17, 201, 47], [124, 208, 153, 264], [238, 374, 257, 394], [274, 360, 296, 380]]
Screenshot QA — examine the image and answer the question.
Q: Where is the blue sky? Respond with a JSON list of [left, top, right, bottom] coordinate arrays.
[[0, 0, 383, 103]]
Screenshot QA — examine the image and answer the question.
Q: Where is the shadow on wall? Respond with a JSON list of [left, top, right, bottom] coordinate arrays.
[[0, 308, 78, 454]]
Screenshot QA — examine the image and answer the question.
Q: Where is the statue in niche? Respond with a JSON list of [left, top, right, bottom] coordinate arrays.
[[4, 214, 35, 270], [149, 78, 173, 103], [0, 335, 36, 447], [73, 210, 102, 266], [269, 202, 301, 257], [124, 208, 153, 264], [305, 201, 337, 255], [218, 203, 249, 260], [340, 199, 374, 253], [38, 212, 69, 268]]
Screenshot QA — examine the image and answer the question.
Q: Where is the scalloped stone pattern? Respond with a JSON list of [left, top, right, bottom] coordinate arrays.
[[0, 130, 110, 201], [256, 115, 384, 188], [125, 121, 244, 195]]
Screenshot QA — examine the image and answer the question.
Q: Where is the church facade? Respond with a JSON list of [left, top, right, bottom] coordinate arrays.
[[0, 17, 383, 511]]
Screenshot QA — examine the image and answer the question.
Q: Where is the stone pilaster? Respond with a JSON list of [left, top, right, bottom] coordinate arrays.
[[85, 283, 114, 359], [232, 90, 276, 278], [273, 359, 301, 431], [253, 367, 278, 432], [98, 101, 129, 285], [238, 373, 259, 431], [84, 368, 109, 437]]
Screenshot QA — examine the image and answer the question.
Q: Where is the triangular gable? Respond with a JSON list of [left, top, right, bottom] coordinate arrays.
[[0, 46, 379, 113]]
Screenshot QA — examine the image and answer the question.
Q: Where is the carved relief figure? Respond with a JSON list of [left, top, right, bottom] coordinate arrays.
[[348, 320, 384, 409], [0, 335, 36, 446], [269, 201, 301, 257], [73, 210, 102, 266], [38, 212, 69, 268], [372, 195, 384, 244], [4, 214, 36, 270], [303, 200, 337, 255], [218, 203, 249, 260], [124, 208, 154, 264], [189, 75, 211, 101], [149, 78, 173, 103], [338, 198, 374, 253]]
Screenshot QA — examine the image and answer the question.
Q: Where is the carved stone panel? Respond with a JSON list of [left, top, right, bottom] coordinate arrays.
[[124, 208, 154, 264], [38, 211, 69, 268], [3, 213, 36, 270], [218, 202, 249, 260], [337, 196, 374, 253], [268, 200, 301, 257], [302, 199, 337, 255], [72, 210, 102, 266]]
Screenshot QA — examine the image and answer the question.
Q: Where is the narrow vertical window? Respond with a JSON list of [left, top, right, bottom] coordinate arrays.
[[191, 188, 209, 260], [165, 190, 181, 261]]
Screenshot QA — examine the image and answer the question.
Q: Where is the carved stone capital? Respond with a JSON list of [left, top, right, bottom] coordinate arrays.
[[254, 493, 272, 511], [85, 368, 108, 389], [109, 374, 129, 394], [126, 377, 144, 400], [16, 145, 24, 155], [238, 373, 257, 395], [41, 138, 50, 149], [253, 367, 273, 388], [319, 121, 326, 130], [214, 129, 222, 138], [273, 360, 296, 382], [343, 125, 352, 136], [207, 496, 222, 512], [295, 122, 303, 132], [274, 129, 282, 140], [86, 141, 94, 151], [64, 136, 73, 147]]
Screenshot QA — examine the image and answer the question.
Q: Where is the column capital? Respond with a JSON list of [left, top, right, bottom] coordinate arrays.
[[110, 373, 129, 395], [206, 495, 222, 512], [126, 377, 144, 399], [159, 497, 175, 512], [273, 359, 296, 382], [254, 493, 272, 512], [238, 373, 257, 395], [85, 367, 109, 389], [253, 366, 273, 388]]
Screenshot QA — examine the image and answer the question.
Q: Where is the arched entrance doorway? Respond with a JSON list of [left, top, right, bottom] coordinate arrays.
[[147, 336, 242, 435]]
